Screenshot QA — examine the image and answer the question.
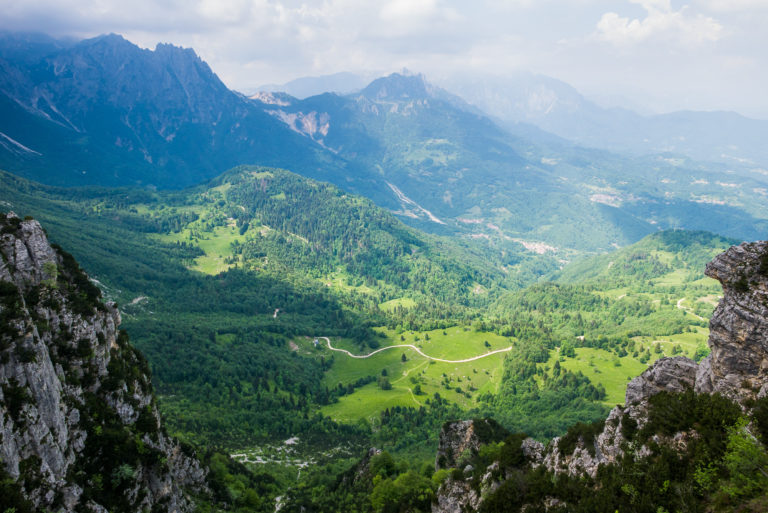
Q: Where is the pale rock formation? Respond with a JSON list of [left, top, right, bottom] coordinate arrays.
[[0, 213, 207, 511]]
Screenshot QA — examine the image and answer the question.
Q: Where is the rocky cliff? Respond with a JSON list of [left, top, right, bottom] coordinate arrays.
[[433, 239, 768, 512], [697, 240, 768, 401], [0, 212, 206, 512]]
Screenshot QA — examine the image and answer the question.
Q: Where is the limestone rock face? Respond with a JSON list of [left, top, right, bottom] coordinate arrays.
[[0, 213, 206, 512], [625, 356, 698, 405], [435, 420, 481, 471], [700, 240, 768, 401], [435, 419, 509, 471], [432, 419, 513, 513], [433, 478, 478, 513], [521, 437, 544, 465]]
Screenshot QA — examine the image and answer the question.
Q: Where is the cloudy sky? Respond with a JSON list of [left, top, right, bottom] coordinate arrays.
[[1, 0, 766, 117]]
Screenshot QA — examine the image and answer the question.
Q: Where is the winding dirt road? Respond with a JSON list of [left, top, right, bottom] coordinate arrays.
[[676, 297, 705, 321], [317, 337, 513, 363]]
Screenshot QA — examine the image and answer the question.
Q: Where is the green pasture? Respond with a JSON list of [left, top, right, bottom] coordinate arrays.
[[317, 326, 512, 422], [155, 222, 248, 275], [379, 297, 417, 311], [550, 324, 709, 406]]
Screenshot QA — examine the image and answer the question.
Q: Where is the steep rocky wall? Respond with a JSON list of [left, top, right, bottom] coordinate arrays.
[[697, 240, 768, 401], [0, 212, 206, 512]]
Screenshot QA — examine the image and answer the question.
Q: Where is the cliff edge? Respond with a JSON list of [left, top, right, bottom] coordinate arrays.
[[0, 212, 206, 512]]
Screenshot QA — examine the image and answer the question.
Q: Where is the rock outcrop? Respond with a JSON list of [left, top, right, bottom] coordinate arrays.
[[433, 419, 529, 513], [697, 240, 768, 401], [435, 420, 482, 471], [0, 212, 206, 512], [435, 418, 512, 472], [625, 356, 698, 406], [432, 239, 768, 512]]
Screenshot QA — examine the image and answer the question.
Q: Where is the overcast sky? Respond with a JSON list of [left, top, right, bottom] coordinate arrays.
[[1, 0, 766, 118]]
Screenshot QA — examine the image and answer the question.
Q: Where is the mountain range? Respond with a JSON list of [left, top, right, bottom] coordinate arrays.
[[254, 71, 768, 251], [2, 33, 767, 256], [280, 70, 768, 169], [0, 32, 348, 189], [440, 71, 768, 169]]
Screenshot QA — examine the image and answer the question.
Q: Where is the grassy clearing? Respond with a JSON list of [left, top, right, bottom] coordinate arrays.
[[379, 297, 417, 311], [403, 139, 456, 166], [155, 223, 248, 275], [322, 383, 420, 423], [208, 182, 232, 194], [551, 348, 653, 405], [317, 326, 511, 422], [653, 268, 691, 286], [549, 324, 709, 406], [324, 272, 377, 296], [316, 315, 711, 422]]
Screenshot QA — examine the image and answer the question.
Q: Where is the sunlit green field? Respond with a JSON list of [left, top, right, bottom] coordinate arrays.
[[539, 324, 709, 406], [379, 297, 417, 311], [314, 326, 512, 422], [156, 222, 248, 274], [135, 194, 724, 427], [320, 273, 714, 419]]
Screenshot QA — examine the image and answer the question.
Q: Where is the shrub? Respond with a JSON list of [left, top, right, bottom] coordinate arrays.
[[558, 419, 605, 457]]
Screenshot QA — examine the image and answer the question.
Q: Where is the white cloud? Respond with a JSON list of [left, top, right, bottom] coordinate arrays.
[[196, 0, 257, 25], [596, 1, 722, 45], [380, 0, 439, 22]]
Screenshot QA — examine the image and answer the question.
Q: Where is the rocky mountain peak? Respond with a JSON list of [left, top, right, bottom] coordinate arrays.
[[0, 212, 58, 287], [0, 212, 206, 512], [361, 72, 432, 101], [625, 356, 698, 405]]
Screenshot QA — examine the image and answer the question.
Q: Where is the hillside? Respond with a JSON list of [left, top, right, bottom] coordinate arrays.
[[0, 167, 741, 445], [290, 230, 736, 448], [427, 238, 768, 513], [480, 230, 735, 427], [443, 71, 768, 169], [275, 236, 768, 513], [0, 165, 543, 447], [1, 167, 759, 511]]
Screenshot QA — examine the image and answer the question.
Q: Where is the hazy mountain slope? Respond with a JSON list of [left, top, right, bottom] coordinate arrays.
[[556, 230, 741, 284], [0, 33, 349, 188], [443, 72, 768, 168], [260, 72, 768, 252], [254, 71, 370, 98], [2, 33, 767, 254], [258, 73, 654, 251]]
